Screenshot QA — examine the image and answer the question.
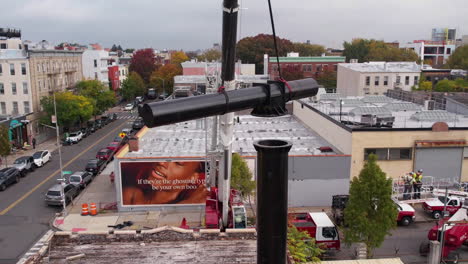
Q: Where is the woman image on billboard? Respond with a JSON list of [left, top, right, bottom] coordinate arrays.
[[121, 161, 207, 205]]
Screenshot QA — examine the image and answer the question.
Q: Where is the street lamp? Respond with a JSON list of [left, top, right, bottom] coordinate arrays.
[[339, 99, 344, 122], [52, 92, 67, 216]]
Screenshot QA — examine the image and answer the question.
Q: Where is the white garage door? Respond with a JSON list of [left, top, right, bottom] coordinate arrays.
[[414, 147, 463, 183]]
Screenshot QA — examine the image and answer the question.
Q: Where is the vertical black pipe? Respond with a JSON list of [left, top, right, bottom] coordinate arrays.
[[254, 140, 292, 264], [221, 0, 239, 82]]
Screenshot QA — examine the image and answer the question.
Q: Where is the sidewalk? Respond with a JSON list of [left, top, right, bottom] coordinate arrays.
[[0, 137, 59, 169]]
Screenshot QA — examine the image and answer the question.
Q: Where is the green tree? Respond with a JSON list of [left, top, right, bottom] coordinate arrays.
[[121, 72, 146, 101], [231, 153, 255, 197], [197, 48, 222, 62], [0, 125, 10, 166], [149, 64, 181, 94], [343, 154, 398, 258], [415, 81, 432, 91], [434, 79, 468, 92], [292, 43, 326, 57], [125, 48, 135, 54], [76, 80, 116, 117], [446, 45, 468, 70], [237, 34, 294, 73], [287, 225, 324, 263], [316, 71, 337, 91], [343, 39, 418, 62], [40, 92, 94, 128]]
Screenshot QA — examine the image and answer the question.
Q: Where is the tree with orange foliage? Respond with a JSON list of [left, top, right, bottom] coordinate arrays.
[[171, 51, 189, 68], [150, 64, 182, 94]]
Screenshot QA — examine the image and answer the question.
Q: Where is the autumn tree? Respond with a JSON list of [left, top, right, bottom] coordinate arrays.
[[281, 66, 304, 81], [121, 72, 146, 101], [149, 64, 181, 94], [292, 43, 326, 57], [237, 34, 294, 73], [316, 71, 337, 91], [287, 225, 324, 263], [171, 51, 189, 67], [446, 45, 468, 70], [40, 92, 94, 128], [76, 80, 116, 117], [197, 48, 222, 62], [129, 48, 156, 85], [343, 154, 398, 258], [0, 125, 10, 167]]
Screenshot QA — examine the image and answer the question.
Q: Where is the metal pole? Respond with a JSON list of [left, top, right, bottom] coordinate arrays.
[[442, 187, 448, 218], [53, 92, 66, 216], [339, 99, 343, 121]]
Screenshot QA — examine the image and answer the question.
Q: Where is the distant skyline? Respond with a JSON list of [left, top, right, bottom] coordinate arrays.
[[2, 0, 467, 51]]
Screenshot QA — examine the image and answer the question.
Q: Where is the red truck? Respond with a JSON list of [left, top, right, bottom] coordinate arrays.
[[205, 187, 247, 229], [420, 208, 468, 263], [422, 196, 464, 219], [332, 195, 416, 226], [289, 212, 340, 250]]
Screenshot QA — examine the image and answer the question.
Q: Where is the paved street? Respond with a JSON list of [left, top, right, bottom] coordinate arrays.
[[0, 113, 131, 264]]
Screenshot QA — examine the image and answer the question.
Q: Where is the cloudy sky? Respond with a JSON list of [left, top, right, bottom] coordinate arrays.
[[2, 0, 467, 51]]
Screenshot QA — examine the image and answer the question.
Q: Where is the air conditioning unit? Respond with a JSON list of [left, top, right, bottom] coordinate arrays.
[[424, 100, 435, 110]]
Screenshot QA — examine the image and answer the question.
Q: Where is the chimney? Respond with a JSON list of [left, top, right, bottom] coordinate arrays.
[[128, 136, 139, 152], [263, 54, 268, 75], [254, 139, 292, 264]]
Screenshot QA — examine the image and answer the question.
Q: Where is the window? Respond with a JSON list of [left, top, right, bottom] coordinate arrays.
[[94, 59, 97, 67], [21, 63, 26, 75], [383, 76, 388, 86], [316, 64, 322, 72], [324, 64, 329, 71], [272, 65, 278, 72], [365, 148, 412, 160], [23, 101, 30, 113], [23, 82, 28, 94], [375, 76, 380, 86], [365, 76, 370, 86], [405, 76, 410, 85], [19, 44, 22, 49], [12, 102, 18, 114], [10, 63, 15, 75], [302, 64, 312, 72], [334, 65, 338, 71], [37, 64, 41, 72], [396, 76, 401, 84], [414, 76, 419, 85], [38, 80, 42, 91], [0, 83, 3, 94], [0, 102, 5, 114], [0, 64, 2, 76], [0, 43, 6, 49], [447, 48, 451, 55], [11, 82, 16, 95], [94, 72, 98, 80]]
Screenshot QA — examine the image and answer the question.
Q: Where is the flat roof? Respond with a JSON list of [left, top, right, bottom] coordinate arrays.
[[270, 56, 345, 63], [122, 115, 339, 158], [303, 95, 468, 129], [339, 62, 420, 73], [175, 75, 268, 84]]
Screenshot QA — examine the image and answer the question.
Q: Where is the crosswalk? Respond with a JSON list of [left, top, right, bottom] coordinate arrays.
[[115, 112, 139, 120]]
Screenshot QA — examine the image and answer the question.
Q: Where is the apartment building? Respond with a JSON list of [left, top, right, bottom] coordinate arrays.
[[82, 50, 111, 85], [337, 62, 421, 96], [28, 49, 83, 138], [401, 40, 456, 67]]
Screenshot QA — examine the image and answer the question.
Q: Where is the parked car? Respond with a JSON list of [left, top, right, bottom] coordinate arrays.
[[0, 167, 21, 191], [107, 141, 123, 153], [422, 196, 464, 219], [66, 131, 83, 144], [135, 96, 144, 104], [122, 128, 133, 135], [85, 159, 106, 176], [101, 115, 110, 125], [113, 135, 129, 145], [109, 113, 117, 122], [95, 119, 103, 129], [87, 121, 96, 133], [132, 119, 145, 130], [44, 183, 79, 206], [32, 150, 51, 167], [124, 103, 134, 111], [12, 156, 36, 175], [80, 127, 90, 138], [159, 93, 168, 100], [96, 148, 114, 162], [68, 171, 93, 189]]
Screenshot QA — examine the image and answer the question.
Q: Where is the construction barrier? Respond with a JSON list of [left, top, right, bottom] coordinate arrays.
[[90, 203, 97, 216], [81, 203, 89, 216]]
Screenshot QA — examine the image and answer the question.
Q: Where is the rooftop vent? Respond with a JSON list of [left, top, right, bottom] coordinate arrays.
[[319, 146, 333, 153]]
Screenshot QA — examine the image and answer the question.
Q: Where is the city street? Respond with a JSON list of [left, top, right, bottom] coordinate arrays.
[[0, 112, 134, 264]]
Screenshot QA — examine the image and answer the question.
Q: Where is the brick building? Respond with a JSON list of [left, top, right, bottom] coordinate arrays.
[[267, 54, 345, 80]]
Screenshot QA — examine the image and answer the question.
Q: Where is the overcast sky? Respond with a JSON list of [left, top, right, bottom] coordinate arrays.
[[2, 0, 467, 51]]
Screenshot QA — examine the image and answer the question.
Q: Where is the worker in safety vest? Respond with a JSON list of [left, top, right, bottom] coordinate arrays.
[[413, 169, 423, 199], [402, 172, 414, 200]]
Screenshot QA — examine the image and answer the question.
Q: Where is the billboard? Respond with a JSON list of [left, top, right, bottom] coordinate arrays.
[[120, 161, 207, 206]]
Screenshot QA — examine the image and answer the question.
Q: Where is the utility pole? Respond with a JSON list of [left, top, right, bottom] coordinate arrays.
[[53, 92, 66, 216]]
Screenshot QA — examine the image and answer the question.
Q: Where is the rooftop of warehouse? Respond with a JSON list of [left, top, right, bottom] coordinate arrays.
[[339, 62, 421, 73], [122, 115, 340, 158], [269, 56, 345, 63], [300, 94, 468, 130]]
